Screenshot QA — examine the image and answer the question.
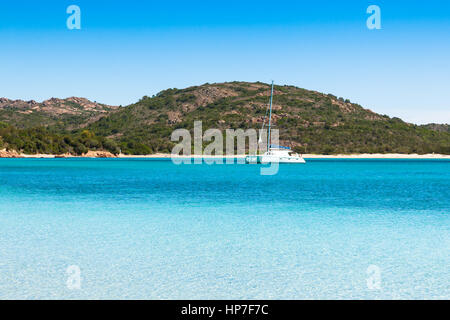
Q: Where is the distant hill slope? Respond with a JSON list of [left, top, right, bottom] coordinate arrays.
[[0, 97, 118, 130], [1, 82, 449, 155], [85, 82, 450, 154], [421, 123, 450, 133]]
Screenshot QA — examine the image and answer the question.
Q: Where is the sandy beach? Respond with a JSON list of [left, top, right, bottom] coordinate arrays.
[[302, 153, 450, 159], [2, 149, 449, 159], [117, 153, 450, 159]]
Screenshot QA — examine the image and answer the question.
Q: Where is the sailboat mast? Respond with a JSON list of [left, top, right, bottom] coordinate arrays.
[[267, 81, 274, 152]]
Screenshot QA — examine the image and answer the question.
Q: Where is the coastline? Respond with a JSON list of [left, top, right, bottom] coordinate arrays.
[[117, 153, 450, 159], [2, 149, 450, 159]]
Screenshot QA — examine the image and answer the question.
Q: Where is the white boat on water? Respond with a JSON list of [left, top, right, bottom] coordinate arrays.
[[245, 81, 306, 164], [246, 145, 306, 164]]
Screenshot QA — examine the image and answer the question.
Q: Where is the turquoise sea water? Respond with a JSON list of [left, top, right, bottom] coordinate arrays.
[[0, 158, 449, 299]]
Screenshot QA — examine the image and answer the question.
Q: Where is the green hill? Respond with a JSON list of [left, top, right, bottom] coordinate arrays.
[[1, 82, 449, 155], [84, 82, 450, 155]]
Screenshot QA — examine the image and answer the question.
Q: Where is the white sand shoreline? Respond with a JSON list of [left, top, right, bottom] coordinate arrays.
[[121, 153, 450, 159], [7, 153, 450, 159], [2, 148, 449, 159]]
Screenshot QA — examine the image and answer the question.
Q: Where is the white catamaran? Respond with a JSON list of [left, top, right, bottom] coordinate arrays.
[[245, 81, 306, 164]]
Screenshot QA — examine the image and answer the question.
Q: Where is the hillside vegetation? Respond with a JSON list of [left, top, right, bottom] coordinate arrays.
[[0, 122, 119, 155], [421, 123, 450, 133], [1, 82, 449, 155]]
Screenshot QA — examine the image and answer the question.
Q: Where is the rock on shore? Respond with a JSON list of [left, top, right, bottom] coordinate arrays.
[[0, 149, 117, 158], [83, 151, 116, 158], [0, 149, 22, 158]]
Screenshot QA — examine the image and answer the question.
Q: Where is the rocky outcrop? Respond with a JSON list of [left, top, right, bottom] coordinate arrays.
[[0, 149, 117, 158], [83, 150, 116, 158], [0, 96, 119, 130], [0, 149, 22, 158]]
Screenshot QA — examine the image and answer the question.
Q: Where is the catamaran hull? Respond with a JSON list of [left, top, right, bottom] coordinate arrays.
[[261, 156, 306, 164], [245, 156, 306, 164]]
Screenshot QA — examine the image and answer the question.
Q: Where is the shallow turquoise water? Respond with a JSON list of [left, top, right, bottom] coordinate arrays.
[[0, 158, 449, 299]]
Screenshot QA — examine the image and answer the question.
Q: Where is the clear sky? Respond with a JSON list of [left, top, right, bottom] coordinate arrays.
[[0, 0, 449, 124]]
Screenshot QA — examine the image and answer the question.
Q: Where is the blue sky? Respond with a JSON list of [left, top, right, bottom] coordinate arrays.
[[0, 0, 449, 124]]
